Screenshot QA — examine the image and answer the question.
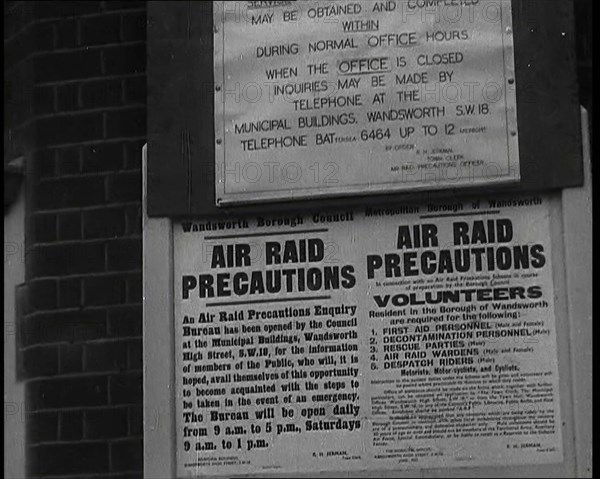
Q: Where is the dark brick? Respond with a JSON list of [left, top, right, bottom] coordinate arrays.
[[105, 1, 145, 11], [22, 310, 106, 346], [15, 283, 33, 318], [4, 30, 32, 67], [107, 305, 142, 338], [36, 112, 103, 146], [57, 211, 82, 240], [107, 238, 141, 271], [128, 339, 142, 370], [123, 140, 144, 169], [123, 75, 145, 105], [59, 409, 83, 440], [33, 21, 55, 51], [27, 411, 59, 444], [81, 142, 124, 172], [28, 242, 105, 276], [34, 1, 102, 19], [110, 372, 142, 405], [5, 67, 29, 122], [56, 146, 81, 175], [81, 78, 123, 108], [33, 149, 56, 180], [124, 205, 142, 235], [23, 345, 59, 377], [83, 207, 126, 239], [29, 442, 108, 476], [85, 406, 128, 439], [36, 160, 56, 181], [107, 171, 141, 203], [56, 83, 80, 111], [81, 13, 121, 45], [5, 124, 28, 161], [106, 107, 145, 138], [58, 277, 81, 308], [54, 18, 78, 49], [121, 11, 146, 42], [32, 213, 57, 242], [24, 348, 57, 381], [5, 59, 22, 102], [111, 439, 142, 472], [104, 43, 145, 75], [59, 343, 83, 374], [84, 275, 128, 306], [85, 341, 128, 372], [129, 405, 143, 436], [34, 49, 102, 83], [28, 375, 108, 409], [29, 279, 58, 310], [4, 2, 30, 38], [35, 176, 105, 210], [127, 272, 142, 304], [107, 474, 144, 479], [33, 85, 55, 115]]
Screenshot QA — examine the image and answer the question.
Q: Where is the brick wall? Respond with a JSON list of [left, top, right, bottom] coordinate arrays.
[[5, 2, 146, 477]]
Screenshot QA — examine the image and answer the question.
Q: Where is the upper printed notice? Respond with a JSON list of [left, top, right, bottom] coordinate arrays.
[[214, 0, 519, 206]]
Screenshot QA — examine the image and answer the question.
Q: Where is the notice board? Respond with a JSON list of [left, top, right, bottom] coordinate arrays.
[[214, 0, 520, 205], [147, 0, 583, 217], [172, 197, 562, 476]]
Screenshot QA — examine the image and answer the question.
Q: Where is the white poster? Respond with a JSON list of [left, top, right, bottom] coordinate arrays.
[[173, 195, 562, 476], [214, 0, 520, 205]]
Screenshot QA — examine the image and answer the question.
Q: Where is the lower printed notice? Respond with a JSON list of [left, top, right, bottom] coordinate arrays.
[[173, 195, 563, 476]]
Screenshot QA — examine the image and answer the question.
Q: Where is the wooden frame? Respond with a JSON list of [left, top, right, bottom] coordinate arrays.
[[147, 0, 583, 218]]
